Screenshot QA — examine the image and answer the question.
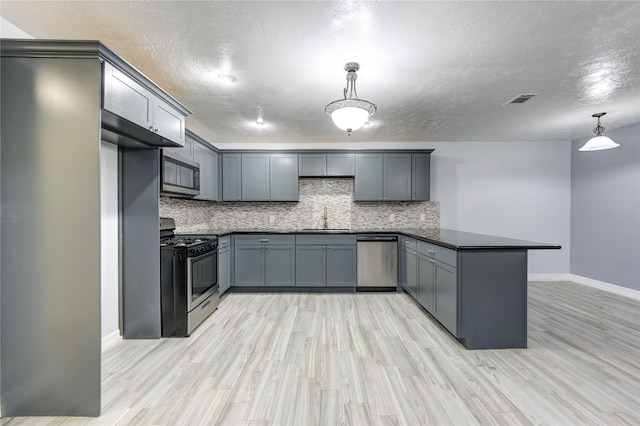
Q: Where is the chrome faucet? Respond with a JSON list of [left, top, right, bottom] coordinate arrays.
[[323, 206, 328, 230]]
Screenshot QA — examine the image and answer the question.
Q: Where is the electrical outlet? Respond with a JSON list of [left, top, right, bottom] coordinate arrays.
[[269, 215, 275, 223], [389, 214, 395, 222], [420, 213, 426, 222]]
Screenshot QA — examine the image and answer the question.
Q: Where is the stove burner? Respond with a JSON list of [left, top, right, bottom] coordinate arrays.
[[161, 237, 210, 247]]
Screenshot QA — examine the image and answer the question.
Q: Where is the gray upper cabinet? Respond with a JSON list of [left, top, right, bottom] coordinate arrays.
[[241, 154, 270, 201], [299, 153, 355, 177], [355, 153, 384, 201], [383, 153, 412, 201], [103, 62, 185, 146], [270, 154, 299, 201], [327, 153, 355, 176], [412, 153, 431, 201], [193, 141, 219, 201], [298, 154, 326, 177], [355, 152, 431, 201], [226, 153, 298, 201], [222, 154, 241, 201], [164, 136, 194, 159]]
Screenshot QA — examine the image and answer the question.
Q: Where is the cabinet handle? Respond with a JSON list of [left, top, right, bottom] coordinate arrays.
[[155, 127, 159, 132], [148, 126, 154, 131], [427, 250, 436, 255], [260, 239, 270, 243]]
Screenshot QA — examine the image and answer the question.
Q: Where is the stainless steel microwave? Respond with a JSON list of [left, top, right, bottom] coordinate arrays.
[[160, 150, 200, 197]]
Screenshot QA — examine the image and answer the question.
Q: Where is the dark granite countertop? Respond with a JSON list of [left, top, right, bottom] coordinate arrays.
[[191, 228, 561, 251]]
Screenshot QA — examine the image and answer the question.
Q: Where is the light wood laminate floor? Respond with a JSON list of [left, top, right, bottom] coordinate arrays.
[[3, 281, 639, 425]]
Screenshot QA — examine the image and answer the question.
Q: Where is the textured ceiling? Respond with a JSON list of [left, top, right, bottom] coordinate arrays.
[[2, 1, 639, 145]]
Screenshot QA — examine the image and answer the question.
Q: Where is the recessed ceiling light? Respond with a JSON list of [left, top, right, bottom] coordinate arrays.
[[256, 116, 265, 125], [218, 73, 237, 84]]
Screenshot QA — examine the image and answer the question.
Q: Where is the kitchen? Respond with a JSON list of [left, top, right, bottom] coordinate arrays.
[[1, 1, 639, 424]]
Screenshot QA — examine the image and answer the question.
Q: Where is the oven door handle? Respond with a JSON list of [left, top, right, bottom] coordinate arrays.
[[189, 250, 218, 263]]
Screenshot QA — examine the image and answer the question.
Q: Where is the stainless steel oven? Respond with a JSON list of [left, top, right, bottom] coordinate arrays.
[[160, 218, 219, 337]]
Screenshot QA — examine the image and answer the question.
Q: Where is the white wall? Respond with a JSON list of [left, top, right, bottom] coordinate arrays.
[[429, 141, 571, 274], [100, 141, 120, 347], [0, 17, 32, 38], [571, 123, 640, 291]]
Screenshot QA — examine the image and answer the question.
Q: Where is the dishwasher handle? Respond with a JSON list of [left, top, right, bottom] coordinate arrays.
[[356, 235, 398, 242]]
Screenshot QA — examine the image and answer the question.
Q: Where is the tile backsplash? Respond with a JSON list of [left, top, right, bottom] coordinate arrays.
[[160, 178, 439, 233]]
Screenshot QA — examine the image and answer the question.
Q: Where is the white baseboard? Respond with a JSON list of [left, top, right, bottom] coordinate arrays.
[[528, 273, 640, 301], [101, 329, 122, 351]]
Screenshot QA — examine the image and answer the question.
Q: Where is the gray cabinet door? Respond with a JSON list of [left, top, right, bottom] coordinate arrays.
[[241, 154, 270, 201], [270, 154, 299, 201], [103, 62, 152, 130], [296, 245, 326, 287], [435, 262, 457, 334], [417, 255, 435, 311], [193, 143, 217, 201], [327, 245, 357, 287], [412, 153, 430, 201], [298, 154, 326, 176], [327, 153, 355, 176], [404, 247, 418, 298], [234, 245, 264, 286], [218, 244, 231, 295], [355, 153, 383, 201], [152, 100, 185, 145], [222, 154, 241, 201], [383, 153, 412, 201], [265, 245, 296, 286]]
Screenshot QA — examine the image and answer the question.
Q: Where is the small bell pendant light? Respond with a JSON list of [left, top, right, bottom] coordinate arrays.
[[579, 112, 620, 151]]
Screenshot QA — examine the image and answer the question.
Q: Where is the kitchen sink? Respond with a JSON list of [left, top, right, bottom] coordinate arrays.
[[299, 229, 350, 233]]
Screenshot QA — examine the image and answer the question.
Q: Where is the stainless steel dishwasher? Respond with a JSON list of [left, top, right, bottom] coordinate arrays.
[[357, 235, 398, 291]]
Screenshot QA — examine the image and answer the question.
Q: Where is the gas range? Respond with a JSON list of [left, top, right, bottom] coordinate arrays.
[[160, 218, 217, 256], [161, 235, 218, 256], [159, 217, 219, 337]]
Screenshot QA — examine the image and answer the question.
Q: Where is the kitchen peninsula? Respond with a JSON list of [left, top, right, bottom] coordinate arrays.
[[201, 227, 560, 350]]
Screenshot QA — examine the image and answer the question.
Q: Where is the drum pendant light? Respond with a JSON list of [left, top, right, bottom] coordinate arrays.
[[579, 112, 620, 151], [325, 62, 377, 135]]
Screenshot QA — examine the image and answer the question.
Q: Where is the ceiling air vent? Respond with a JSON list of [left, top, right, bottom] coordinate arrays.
[[503, 93, 537, 105]]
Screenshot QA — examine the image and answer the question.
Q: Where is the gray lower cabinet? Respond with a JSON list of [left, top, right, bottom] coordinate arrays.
[[234, 235, 295, 287], [415, 241, 458, 335], [218, 236, 231, 295], [401, 238, 418, 298], [295, 235, 356, 288]]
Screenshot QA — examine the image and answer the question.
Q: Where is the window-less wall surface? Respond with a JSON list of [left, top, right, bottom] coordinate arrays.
[[429, 141, 571, 274], [100, 141, 120, 347], [571, 122, 640, 291]]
